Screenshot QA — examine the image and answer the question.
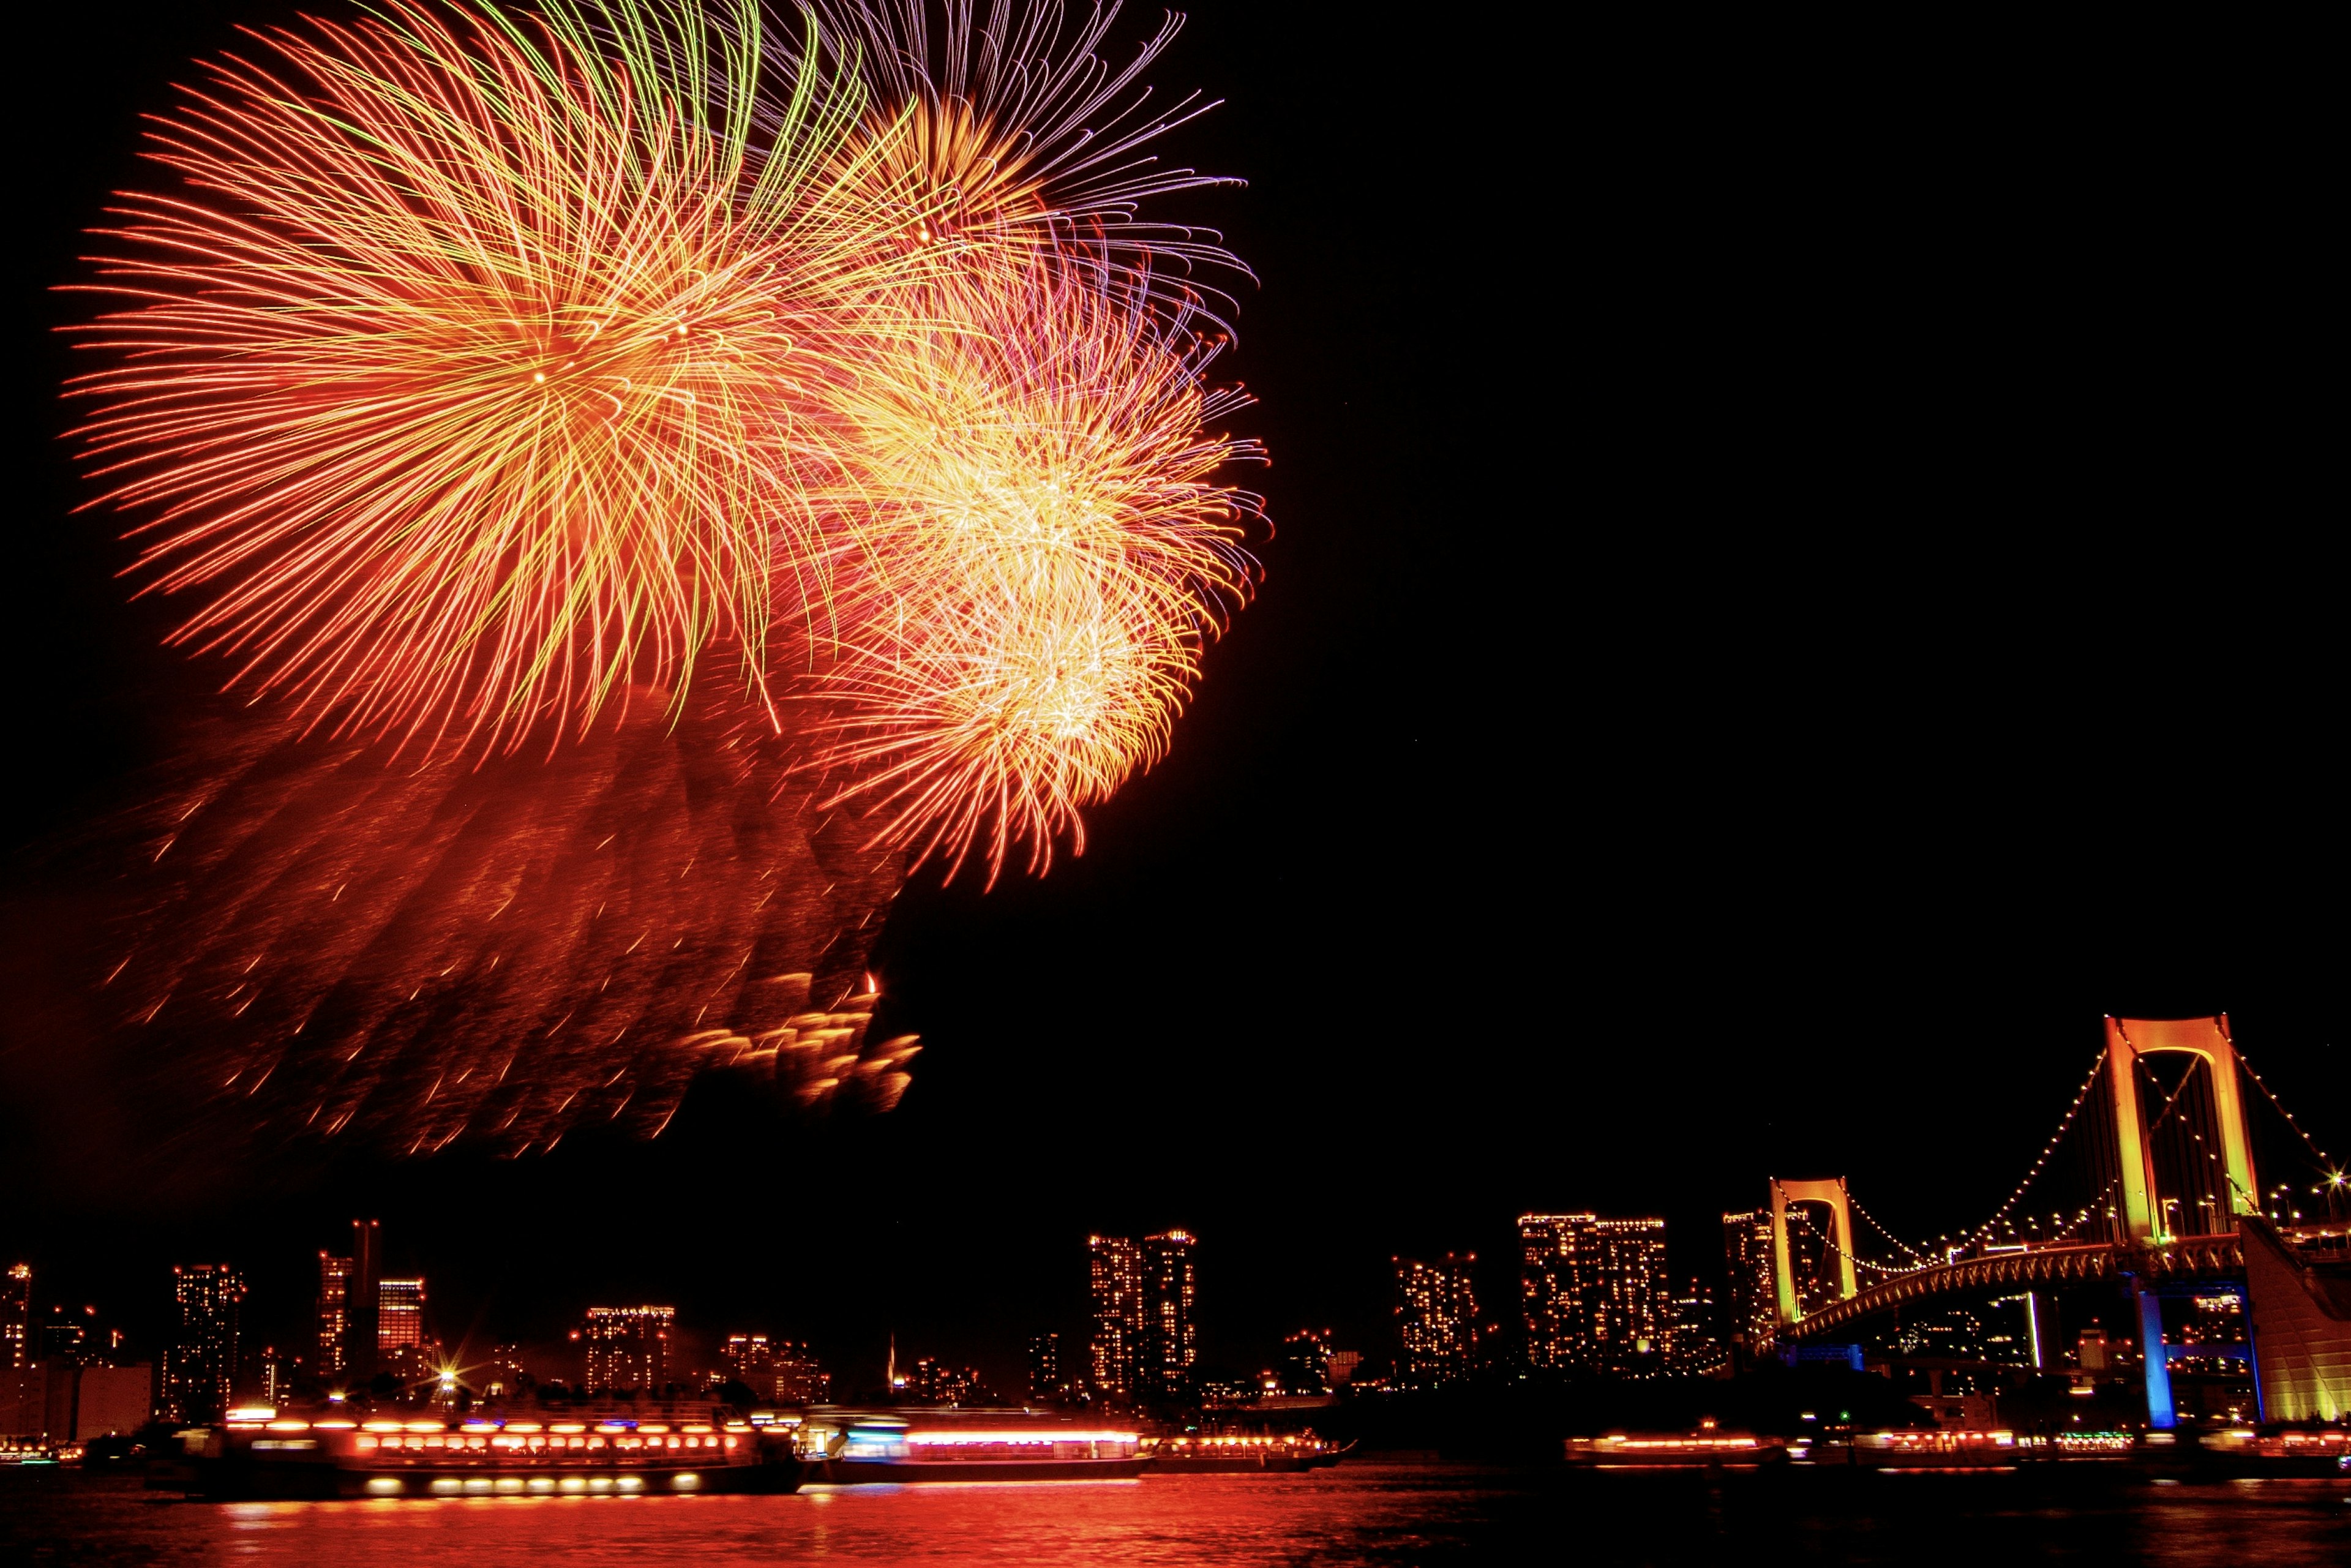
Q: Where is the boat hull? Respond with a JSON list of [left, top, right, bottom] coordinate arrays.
[[820, 1456, 1150, 1484], [173, 1455, 806, 1499]]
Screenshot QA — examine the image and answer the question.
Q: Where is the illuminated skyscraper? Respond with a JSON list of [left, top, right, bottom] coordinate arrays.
[[3, 1264, 29, 1370], [1026, 1332, 1065, 1403], [1721, 1210, 1777, 1348], [1393, 1254, 1478, 1386], [1087, 1236, 1143, 1400], [315, 1253, 350, 1376], [482, 1344, 530, 1400], [1090, 1231, 1196, 1403], [160, 1263, 245, 1422], [377, 1278, 426, 1356], [316, 1220, 382, 1381], [580, 1306, 673, 1392], [1592, 1218, 1668, 1364], [1518, 1214, 1600, 1368], [1139, 1231, 1198, 1400], [719, 1333, 824, 1403], [1665, 1278, 1723, 1371], [1277, 1329, 1333, 1395]]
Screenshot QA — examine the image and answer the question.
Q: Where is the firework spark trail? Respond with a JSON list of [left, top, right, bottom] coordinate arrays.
[[761, 1, 1246, 311], [92, 694, 909, 1154]]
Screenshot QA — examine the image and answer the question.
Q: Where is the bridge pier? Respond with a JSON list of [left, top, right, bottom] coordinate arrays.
[[2134, 1279, 2175, 1430]]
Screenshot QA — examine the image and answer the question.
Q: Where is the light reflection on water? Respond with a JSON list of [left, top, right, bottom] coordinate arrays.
[[4, 1465, 2349, 1566]]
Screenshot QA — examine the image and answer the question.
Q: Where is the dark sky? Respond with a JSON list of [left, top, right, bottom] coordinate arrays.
[[3, 5, 2340, 1397]]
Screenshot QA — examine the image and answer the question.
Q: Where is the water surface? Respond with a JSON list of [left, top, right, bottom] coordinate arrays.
[[4, 1463, 2347, 1565]]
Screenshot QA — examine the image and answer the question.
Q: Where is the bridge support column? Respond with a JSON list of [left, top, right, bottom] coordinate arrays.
[[2105, 1016, 2259, 1242], [2135, 1280, 2175, 1430]]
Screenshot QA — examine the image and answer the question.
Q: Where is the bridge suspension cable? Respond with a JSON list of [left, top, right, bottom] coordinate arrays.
[[1946, 1046, 2112, 1253], [2238, 1049, 2336, 1165]]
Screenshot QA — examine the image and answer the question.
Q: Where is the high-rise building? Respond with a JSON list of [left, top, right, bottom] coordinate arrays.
[[3, 1265, 29, 1370], [1518, 1214, 1600, 1368], [771, 1343, 828, 1404], [1089, 1231, 1197, 1403], [1393, 1254, 1478, 1386], [482, 1344, 530, 1400], [1664, 1278, 1723, 1371], [1087, 1236, 1143, 1401], [907, 1356, 984, 1405], [160, 1264, 245, 1422], [317, 1253, 350, 1377], [317, 1220, 383, 1381], [348, 1221, 381, 1379], [377, 1278, 426, 1356], [1026, 1332, 1065, 1403], [1592, 1217, 1668, 1364], [1277, 1329, 1333, 1395], [1720, 1210, 1777, 1348], [722, 1333, 823, 1403], [1139, 1231, 1198, 1400], [580, 1306, 673, 1392]]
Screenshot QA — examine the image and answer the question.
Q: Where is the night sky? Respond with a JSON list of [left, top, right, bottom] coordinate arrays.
[[4, 5, 2340, 1398]]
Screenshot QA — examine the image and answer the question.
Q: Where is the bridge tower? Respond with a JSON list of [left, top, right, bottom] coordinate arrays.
[[2105, 1015, 2258, 1242], [1769, 1177, 1858, 1326]]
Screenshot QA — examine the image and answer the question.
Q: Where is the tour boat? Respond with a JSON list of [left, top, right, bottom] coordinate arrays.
[[1146, 1431, 1349, 1473], [157, 1405, 806, 1499], [1564, 1430, 1791, 1468], [802, 1409, 1150, 1482]]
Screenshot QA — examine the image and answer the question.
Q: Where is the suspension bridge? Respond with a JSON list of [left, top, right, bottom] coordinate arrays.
[[1755, 1016, 2350, 1428]]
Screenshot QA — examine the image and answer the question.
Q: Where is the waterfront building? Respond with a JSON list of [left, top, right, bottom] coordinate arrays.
[[160, 1263, 244, 1422], [1278, 1329, 1333, 1395], [316, 1219, 382, 1381], [771, 1342, 828, 1404], [40, 1307, 90, 1364], [482, 1343, 530, 1400], [1721, 1210, 1777, 1347], [317, 1254, 350, 1376], [1088, 1230, 1198, 1402], [1026, 1332, 1065, 1403], [908, 1356, 984, 1406], [1518, 1214, 1599, 1367], [580, 1305, 674, 1392], [1592, 1217, 1668, 1364], [1665, 1278, 1723, 1371], [378, 1277, 426, 1357], [258, 1345, 294, 1406], [1328, 1349, 1362, 1387], [3, 1265, 29, 1370], [1139, 1231, 1198, 1399], [1087, 1236, 1143, 1400], [721, 1333, 828, 1405], [1393, 1254, 1478, 1386]]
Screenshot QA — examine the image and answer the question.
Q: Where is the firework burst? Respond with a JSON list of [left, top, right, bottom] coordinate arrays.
[[66, 0, 887, 753], [808, 250, 1261, 881], [50, 0, 1268, 1152]]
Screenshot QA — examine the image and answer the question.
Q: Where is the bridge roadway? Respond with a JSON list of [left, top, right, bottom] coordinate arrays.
[[1774, 1234, 2251, 1346]]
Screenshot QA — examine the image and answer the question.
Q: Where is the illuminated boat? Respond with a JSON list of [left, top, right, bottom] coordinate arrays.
[[1835, 1429, 2021, 1471], [803, 1410, 1149, 1482], [1145, 1431, 1348, 1473], [2195, 1426, 2351, 1476], [159, 1405, 806, 1499], [1564, 1430, 1790, 1468]]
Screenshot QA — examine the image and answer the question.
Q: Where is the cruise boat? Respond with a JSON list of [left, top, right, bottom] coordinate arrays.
[[1146, 1431, 1348, 1472], [157, 1405, 806, 1499], [1564, 1429, 1792, 1468], [801, 1409, 1149, 1482]]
